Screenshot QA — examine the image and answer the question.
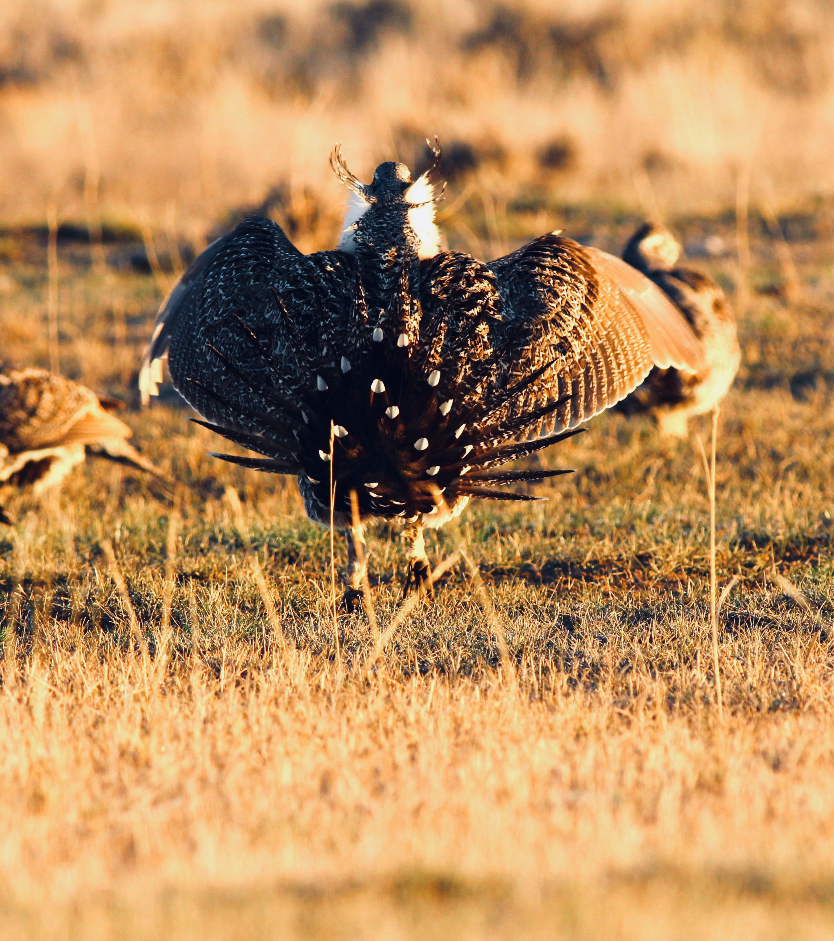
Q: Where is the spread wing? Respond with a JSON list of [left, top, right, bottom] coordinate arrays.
[[584, 247, 705, 371], [139, 230, 239, 404], [0, 369, 131, 453], [138, 216, 362, 432], [488, 234, 705, 434]]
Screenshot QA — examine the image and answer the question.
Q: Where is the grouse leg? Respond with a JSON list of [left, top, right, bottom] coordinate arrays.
[[402, 521, 432, 598], [88, 439, 175, 486], [342, 521, 367, 613]]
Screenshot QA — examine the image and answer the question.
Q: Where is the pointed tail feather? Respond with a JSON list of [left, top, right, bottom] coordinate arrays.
[[455, 487, 545, 501], [183, 377, 302, 439], [468, 393, 574, 445], [208, 452, 302, 474], [464, 467, 575, 485], [465, 428, 585, 471], [465, 359, 560, 428], [190, 418, 298, 460]]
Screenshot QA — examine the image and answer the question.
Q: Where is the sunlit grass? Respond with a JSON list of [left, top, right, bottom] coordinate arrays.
[[0, 195, 833, 937]]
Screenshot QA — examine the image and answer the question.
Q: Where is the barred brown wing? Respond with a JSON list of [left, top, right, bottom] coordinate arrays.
[[487, 234, 704, 435]]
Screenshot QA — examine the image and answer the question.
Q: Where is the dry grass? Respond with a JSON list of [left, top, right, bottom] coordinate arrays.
[[0, 196, 833, 938], [1, 3, 834, 934], [3, 0, 834, 230]]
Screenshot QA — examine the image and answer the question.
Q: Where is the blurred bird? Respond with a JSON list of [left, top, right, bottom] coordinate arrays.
[[140, 143, 703, 606], [0, 368, 170, 522], [618, 222, 740, 437]]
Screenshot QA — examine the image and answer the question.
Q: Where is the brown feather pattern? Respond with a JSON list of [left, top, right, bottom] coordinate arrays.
[[138, 157, 704, 546], [0, 369, 170, 514], [617, 222, 740, 436]]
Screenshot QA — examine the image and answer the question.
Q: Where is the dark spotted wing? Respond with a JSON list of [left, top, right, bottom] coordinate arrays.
[[138, 216, 364, 437]]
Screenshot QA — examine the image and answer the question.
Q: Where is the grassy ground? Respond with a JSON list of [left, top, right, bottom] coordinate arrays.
[[1, 204, 833, 939]]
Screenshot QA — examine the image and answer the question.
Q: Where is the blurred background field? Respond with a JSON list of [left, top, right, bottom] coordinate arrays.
[[2, 0, 834, 231], [2, 2, 834, 940]]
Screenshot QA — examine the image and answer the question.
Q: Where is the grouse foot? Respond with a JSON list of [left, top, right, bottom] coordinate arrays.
[[402, 558, 433, 598], [340, 586, 364, 613]]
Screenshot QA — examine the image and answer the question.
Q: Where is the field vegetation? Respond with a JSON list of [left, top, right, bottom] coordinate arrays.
[[2, 0, 834, 228], [1, 1, 834, 939]]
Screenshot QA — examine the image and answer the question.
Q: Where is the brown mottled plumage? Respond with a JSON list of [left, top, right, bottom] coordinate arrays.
[[140, 145, 704, 606], [618, 222, 740, 436], [0, 369, 169, 523]]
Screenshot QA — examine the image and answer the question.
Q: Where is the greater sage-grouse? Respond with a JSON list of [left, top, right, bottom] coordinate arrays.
[[140, 145, 704, 605], [0, 368, 169, 523], [618, 222, 740, 437]]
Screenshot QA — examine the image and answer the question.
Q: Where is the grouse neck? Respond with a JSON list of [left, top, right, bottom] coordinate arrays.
[[338, 188, 441, 261]]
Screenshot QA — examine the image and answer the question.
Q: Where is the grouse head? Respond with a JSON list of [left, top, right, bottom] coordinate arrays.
[[331, 140, 444, 259], [368, 161, 413, 201], [622, 222, 682, 274]]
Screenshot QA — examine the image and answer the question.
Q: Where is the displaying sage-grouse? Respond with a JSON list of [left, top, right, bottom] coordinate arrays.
[[140, 144, 704, 607], [618, 222, 740, 437], [0, 368, 169, 523]]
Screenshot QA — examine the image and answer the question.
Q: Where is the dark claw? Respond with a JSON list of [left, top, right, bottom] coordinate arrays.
[[402, 558, 433, 599], [340, 586, 364, 613]]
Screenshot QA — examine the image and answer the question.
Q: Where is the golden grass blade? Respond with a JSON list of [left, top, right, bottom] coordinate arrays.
[[435, 179, 477, 222], [459, 549, 518, 692], [717, 574, 740, 617], [697, 406, 723, 721], [224, 486, 287, 652], [426, 482, 517, 689], [735, 164, 751, 270], [187, 581, 201, 670], [710, 408, 720, 720], [480, 188, 507, 258], [156, 504, 180, 678], [771, 569, 824, 627], [329, 422, 340, 672], [165, 200, 185, 278], [75, 91, 107, 273], [139, 211, 170, 297], [735, 162, 751, 319], [46, 203, 59, 375], [101, 536, 147, 663], [363, 551, 461, 678], [349, 489, 379, 639]]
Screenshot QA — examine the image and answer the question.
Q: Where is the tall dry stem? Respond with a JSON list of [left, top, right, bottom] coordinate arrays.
[[101, 536, 147, 667], [698, 406, 723, 721], [75, 92, 106, 272], [224, 486, 287, 652], [735, 164, 751, 318], [460, 549, 518, 693], [349, 489, 379, 639], [710, 406, 722, 721], [46, 204, 59, 374], [140, 212, 170, 297], [165, 201, 185, 278], [329, 422, 340, 672], [156, 504, 180, 679], [759, 187, 801, 304]]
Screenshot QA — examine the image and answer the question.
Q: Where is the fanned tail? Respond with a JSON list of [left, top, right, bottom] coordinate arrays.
[[154, 219, 587, 521]]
